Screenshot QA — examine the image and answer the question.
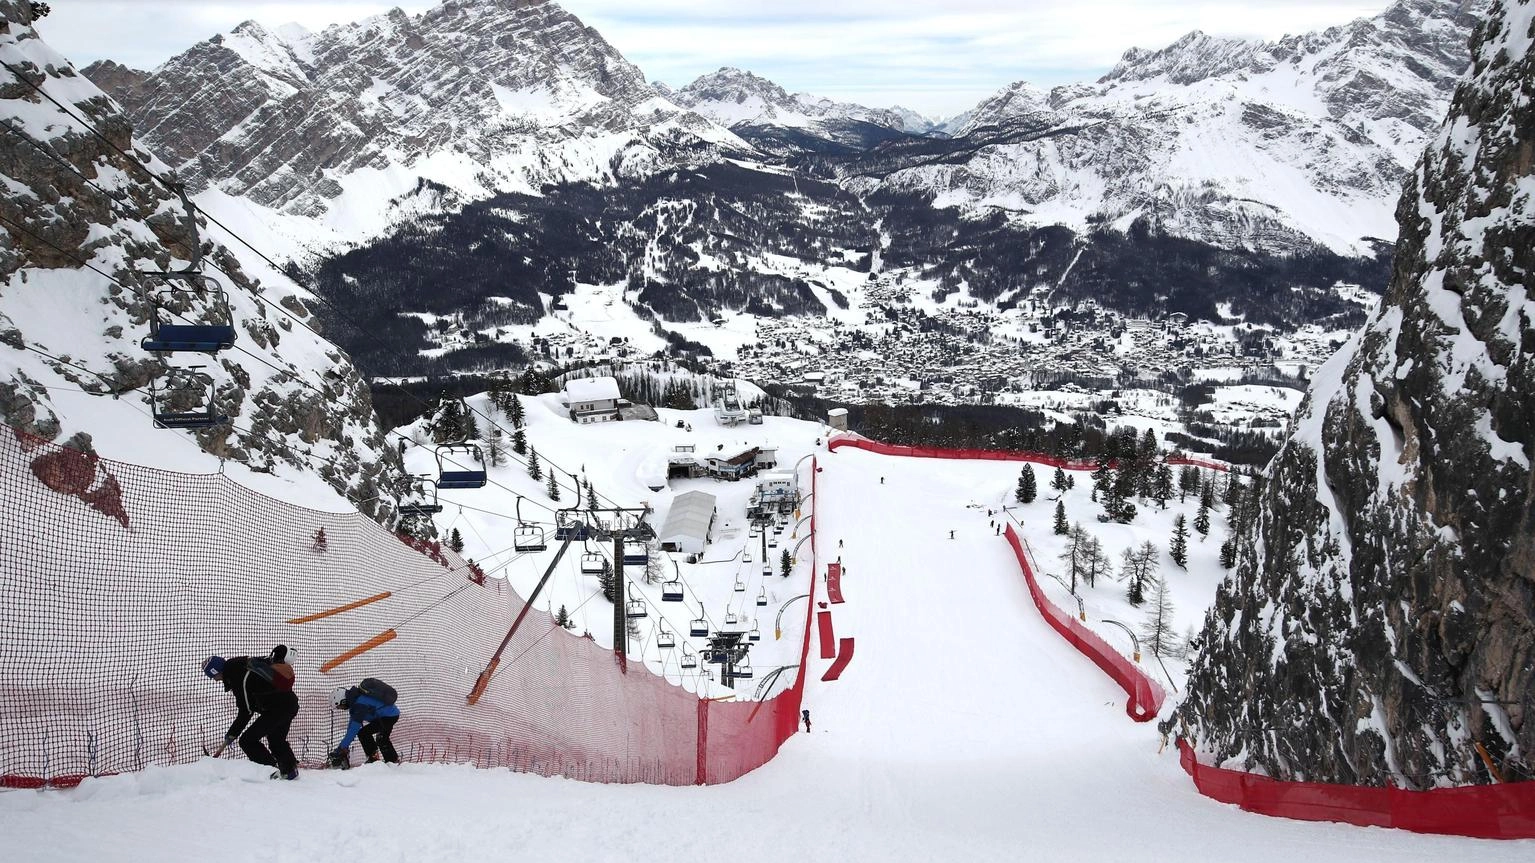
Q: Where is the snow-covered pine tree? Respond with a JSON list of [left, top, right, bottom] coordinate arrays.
[[1050, 466, 1069, 494], [599, 559, 615, 603], [780, 549, 792, 577], [508, 395, 525, 428], [546, 471, 561, 501], [485, 424, 507, 467], [1193, 496, 1210, 539], [1140, 577, 1177, 657], [1170, 513, 1188, 569], [1059, 525, 1091, 593], [1016, 464, 1037, 503], [1053, 499, 1069, 535], [448, 528, 464, 553], [1153, 464, 1173, 509], [512, 427, 527, 455], [555, 604, 574, 630], [527, 447, 543, 481]]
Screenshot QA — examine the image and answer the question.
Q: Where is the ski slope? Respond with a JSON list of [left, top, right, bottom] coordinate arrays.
[[1, 433, 1528, 861]]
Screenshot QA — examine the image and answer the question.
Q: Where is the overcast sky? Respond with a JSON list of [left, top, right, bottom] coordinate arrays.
[[38, 0, 1391, 117]]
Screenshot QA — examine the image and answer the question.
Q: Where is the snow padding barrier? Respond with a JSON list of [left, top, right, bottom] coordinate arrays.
[[0, 428, 819, 788], [817, 611, 836, 659], [1003, 525, 1165, 722], [1177, 739, 1535, 839], [1163, 456, 1231, 473], [821, 639, 854, 682], [826, 561, 844, 604]]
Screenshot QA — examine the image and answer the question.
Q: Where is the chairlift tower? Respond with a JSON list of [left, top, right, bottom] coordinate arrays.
[[580, 505, 656, 673]]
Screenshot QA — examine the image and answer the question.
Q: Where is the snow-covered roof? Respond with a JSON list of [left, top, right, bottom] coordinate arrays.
[[659, 491, 715, 544], [565, 376, 620, 402]]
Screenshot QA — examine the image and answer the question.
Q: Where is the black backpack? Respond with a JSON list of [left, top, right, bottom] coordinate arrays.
[[357, 677, 397, 706]]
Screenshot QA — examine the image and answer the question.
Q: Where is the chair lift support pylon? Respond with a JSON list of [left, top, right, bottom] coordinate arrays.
[[466, 535, 574, 705]]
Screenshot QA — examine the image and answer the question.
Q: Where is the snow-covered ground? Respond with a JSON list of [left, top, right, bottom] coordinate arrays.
[[3, 407, 1527, 861]]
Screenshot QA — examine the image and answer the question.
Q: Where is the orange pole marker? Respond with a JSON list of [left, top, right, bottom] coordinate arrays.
[[320, 629, 397, 673], [286, 591, 392, 625]]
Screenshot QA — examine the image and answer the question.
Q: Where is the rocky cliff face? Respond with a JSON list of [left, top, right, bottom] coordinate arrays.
[[1174, 0, 1533, 787], [672, 66, 929, 132], [859, 0, 1486, 255], [1, 0, 409, 520], [82, 0, 745, 251]]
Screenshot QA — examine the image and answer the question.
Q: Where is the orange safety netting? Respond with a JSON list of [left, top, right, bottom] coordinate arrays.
[[0, 427, 818, 787]]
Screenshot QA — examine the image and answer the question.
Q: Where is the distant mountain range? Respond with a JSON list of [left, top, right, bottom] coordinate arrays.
[[58, 0, 1483, 380]]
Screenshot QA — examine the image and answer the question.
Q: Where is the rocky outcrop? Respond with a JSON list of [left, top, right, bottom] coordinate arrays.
[[1, 0, 410, 522], [1174, 0, 1533, 787], [83, 0, 746, 245]]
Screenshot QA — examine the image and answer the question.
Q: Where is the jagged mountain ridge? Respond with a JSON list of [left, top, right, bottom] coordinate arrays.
[[81, 0, 748, 251], [851, 0, 1487, 256], [0, 1, 409, 521], [1173, 0, 1533, 786], [670, 66, 934, 132]]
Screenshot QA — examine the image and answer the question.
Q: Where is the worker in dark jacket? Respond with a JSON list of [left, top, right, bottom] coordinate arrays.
[[328, 683, 401, 767], [202, 645, 300, 780]]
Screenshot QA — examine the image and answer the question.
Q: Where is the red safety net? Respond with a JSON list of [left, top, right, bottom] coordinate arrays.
[[0, 428, 819, 788], [1003, 526, 1165, 722], [827, 434, 1231, 474], [1178, 739, 1535, 839], [828, 433, 1102, 470]]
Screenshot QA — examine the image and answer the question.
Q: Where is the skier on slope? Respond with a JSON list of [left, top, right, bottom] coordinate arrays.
[[328, 678, 402, 768], [202, 645, 299, 780]]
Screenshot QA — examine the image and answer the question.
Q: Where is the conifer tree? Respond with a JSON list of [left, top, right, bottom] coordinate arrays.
[[485, 424, 507, 467], [599, 559, 615, 603], [1170, 514, 1188, 569], [1059, 525, 1090, 593], [1179, 466, 1199, 502], [780, 549, 792, 577], [546, 471, 561, 501], [448, 528, 464, 554], [1139, 427, 1158, 459], [527, 447, 543, 481], [512, 427, 527, 456], [1140, 577, 1178, 657], [1016, 464, 1037, 503], [311, 527, 328, 553], [1194, 496, 1211, 539], [508, 395, 525, 428], [1219, 536, 1237, 569], [1053, 499, 1069, 535], [555, 604, 574, 630], [1153, 464, 1173, 509], [1051, 466, 1069, 494]]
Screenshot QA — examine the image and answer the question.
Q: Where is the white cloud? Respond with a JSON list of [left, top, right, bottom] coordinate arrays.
[[38, 0, 1389, 117]]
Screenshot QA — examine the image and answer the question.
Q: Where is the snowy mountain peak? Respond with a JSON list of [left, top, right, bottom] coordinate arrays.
[[86, 0, 747, 253], [674, 67, 926, 131]]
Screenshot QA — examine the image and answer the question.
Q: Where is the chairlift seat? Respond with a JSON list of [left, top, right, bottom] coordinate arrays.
[[662, 580, 684, 602], [141, 324, 237, 354], [581, 552, 606, 574], [733, 665, 754, 680], [439, 470, 488, 489], [755, 589, 768, 607], [622, 542, 648, 566], [658, 629, 676, 649], [681, 653, 697, 669], [626, 599, 647, 620], [733, 578, 745, 592], [513, 526, 547, 552], [748, 627, 761, 642], [399, 502, 444, 516], [689, 618, 708, 637]]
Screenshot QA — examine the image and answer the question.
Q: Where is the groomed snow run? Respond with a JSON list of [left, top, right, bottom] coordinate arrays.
[[1, 445, 1528, 861]]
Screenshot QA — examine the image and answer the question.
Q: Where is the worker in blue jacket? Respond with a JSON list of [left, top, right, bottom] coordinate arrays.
[[328, 680, 401, 767]]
